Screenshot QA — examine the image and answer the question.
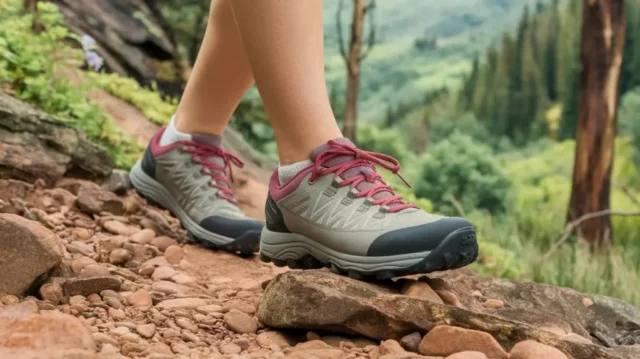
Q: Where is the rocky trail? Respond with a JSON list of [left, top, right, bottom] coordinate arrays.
[[2, 89, 640, 359]]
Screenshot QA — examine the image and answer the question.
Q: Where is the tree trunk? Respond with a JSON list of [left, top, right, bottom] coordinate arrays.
[[342, 0, 366, 143], [567, 0, 626, 247], [23, 0, 37, 10]]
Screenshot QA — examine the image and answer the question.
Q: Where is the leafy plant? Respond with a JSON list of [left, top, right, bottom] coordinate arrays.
[[0, 0, 141, 168], [415, 132, 512, 215]]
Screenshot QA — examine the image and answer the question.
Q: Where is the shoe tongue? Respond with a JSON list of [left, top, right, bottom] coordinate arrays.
[[190, 133, 228, 188], [310, 138, 397, 206], [191, 133, 223, 148]]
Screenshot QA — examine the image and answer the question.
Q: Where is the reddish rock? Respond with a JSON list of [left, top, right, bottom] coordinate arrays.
[[0, 214, 64, 296], [419, 326, 508, 359], [401, 280, 444, 304], [509, 340, 568, 359], [0, 312, 96, 351], [127, 290, 152, 308], [163, 245, 185, 265], [446, 352, 488, 359], [483, 299, 504, 309]]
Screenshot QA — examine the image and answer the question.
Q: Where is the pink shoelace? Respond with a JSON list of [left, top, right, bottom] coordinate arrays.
[[180, 141, 244, 204], [310, 140, 418, 213]]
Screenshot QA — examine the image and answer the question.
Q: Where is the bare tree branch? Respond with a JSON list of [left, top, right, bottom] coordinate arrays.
[[336, 0, 348, 63], [541, 209, 640, 261], [359, 0, 376, 61]]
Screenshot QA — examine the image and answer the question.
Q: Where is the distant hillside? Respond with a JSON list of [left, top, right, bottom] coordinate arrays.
[[322, 0, 539, 121]]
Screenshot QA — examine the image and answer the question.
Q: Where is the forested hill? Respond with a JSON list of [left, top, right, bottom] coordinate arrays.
[[322, 0, 538, 121]]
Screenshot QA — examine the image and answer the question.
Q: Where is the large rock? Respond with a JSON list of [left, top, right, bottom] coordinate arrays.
[[0, 214, 64, 296], [0, 312, 96, 357], [52, 0, 183, 96], [258, 271, 639, 359], [0, 93, 113, 184]]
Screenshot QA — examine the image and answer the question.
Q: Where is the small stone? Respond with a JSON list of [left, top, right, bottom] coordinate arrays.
[[110, 326, 131, 336], [401, 280, 443, 304], [152, 266, 177, 280], [68, 295, 87, 306], [418, 326, 508, 359], [220, 342, 242, 355], [141, 343, 173, 356], [171, 343, 190, 354], [221, 300, 256, 314], [399, 332, 422, 353], [80, 264, 110, 278], [104, 297, 123, 310], [138, 266, 155, 277], [131, 229, 156, 244], [436, 290, 463, 308], [151, 236, 178, 251], [109, 307, 126, 321], [103, 221, 137, 236], [176, 318, 197, 331], [39, 283, 63, 305], [122, 342, 143, 356], [171, 274, 195, 285], [136, 323, 157, 338], [152, 281, 185, 295], [483, 299, 504, 309], [224, 308, 257, 334], [510, 340, 568, 359], [471, 290, 483, 298], [127, 290, 152, 307], [256, 331, 292, 349], [76, 187, 124, 215], [71, 257, 97, 274], [101, 169, 130, 194], [86, 293, 102, 304], [162, 328, 181, 338], [71, 228, 92, 240], [109, 248, 133, 265], [306, 331, 321, 341], [156, 298, 207, 310], [0, 295, 19, 305], [235, 278, 259, 290], [181, 331, 199, 342], [67, 242, 95, 256], [63, 276, 121, 296], [379, 339, 406, 355], [164, 245, 185, 265], [582, 297, 594, 307], [93, 332, 118, 345], [196, 304, 223, 314], [446, 352, 488, 359]]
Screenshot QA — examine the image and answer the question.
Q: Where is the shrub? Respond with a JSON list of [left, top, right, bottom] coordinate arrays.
[[415, 132, 512, 215], [357, 124, 410, 163]]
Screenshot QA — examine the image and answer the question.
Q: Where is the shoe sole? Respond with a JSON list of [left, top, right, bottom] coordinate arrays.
[[129, 161, 260, 254], [260, 226, 478, 280]]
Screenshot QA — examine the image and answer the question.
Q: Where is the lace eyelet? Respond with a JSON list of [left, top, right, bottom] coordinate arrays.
[[308, 177, 316, 185]]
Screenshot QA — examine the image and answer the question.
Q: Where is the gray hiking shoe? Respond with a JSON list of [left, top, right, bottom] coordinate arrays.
[[129, 127, 263, 254], [260, 138, 478, 279]]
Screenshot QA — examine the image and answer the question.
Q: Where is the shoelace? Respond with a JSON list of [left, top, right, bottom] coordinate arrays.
[[181, 141, 244, 204], [310, 140, 418, 213]]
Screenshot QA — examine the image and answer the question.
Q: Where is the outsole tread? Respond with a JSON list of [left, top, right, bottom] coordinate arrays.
[[259, 231, 479, 280]]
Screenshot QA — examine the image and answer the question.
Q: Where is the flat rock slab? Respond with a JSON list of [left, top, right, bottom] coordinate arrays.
[[258, 271, 638, 359], [0, 93, 113, 184], [0, 214, 64, 296], [63, 276, 122, 297], [0, 312, 96, 351]]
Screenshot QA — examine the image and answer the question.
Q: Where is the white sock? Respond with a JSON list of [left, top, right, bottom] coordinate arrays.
[[278, 160, 313, 184], [160, 115, 192, 146]]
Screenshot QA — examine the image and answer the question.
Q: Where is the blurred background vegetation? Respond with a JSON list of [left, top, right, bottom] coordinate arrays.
[[1, 0, 640, 307]]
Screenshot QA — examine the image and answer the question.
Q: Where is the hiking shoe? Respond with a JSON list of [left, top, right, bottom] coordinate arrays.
[[129, 127, 263, 254], [260, 139, 478, 279]]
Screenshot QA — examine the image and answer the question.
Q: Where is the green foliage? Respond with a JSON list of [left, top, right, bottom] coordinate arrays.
[[415, 133, 512, 215], [0, 0, 141, 168], [86, 72, 177, 125], [357, 124, 409, 163]]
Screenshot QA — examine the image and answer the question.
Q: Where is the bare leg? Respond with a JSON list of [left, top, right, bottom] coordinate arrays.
[[229, 0, 342, 165], [175, 0, 253, 135]]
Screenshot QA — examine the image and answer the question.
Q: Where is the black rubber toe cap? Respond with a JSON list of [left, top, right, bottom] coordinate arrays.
[[200, 216, 264, 239], [366, 217, 473, 257]]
